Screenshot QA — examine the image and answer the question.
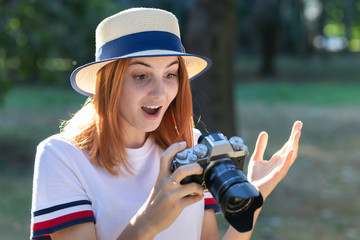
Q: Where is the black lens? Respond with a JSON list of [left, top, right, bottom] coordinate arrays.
[[204, 160, 249, 206], [204, 160, 263, 232], [227, 197, 253, 213]]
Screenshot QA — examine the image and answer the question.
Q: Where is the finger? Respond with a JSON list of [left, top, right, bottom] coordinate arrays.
[[290, 130, 301, 163], [171, 163, 203, 184], [159, 141, 187, 175], [251, 131, 268, 161], [178, 189, 204, 209], [169, 181, 204, 206], [287, 121, 303, 146], [279, 121, 303, 155], [278, 149, 294, 179], [284, 121, 302, 160], [295, 120, 303, 131], [177, 182, 204, 197]]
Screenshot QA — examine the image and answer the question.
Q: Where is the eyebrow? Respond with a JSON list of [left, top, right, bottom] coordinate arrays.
[[128, 60, 179, 69]]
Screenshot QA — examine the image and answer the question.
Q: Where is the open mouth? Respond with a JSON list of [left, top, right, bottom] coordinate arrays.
[[141, 105, 162, 116]]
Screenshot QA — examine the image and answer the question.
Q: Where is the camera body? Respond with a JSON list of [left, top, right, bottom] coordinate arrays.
[[171, 132, 247, 187], [170, 132, 263, 233]]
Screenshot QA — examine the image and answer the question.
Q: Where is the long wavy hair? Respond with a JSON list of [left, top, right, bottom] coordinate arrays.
[[62, 57, 194, 175]]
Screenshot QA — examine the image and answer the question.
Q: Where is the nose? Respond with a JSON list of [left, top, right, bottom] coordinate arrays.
[[149, 76, 165, 98]]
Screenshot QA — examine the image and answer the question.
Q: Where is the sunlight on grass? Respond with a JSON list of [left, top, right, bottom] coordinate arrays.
[[0, 172, 32, 239], [235, 82, 360, 106], [3, 86, 86, 111], [0, 86, 87, 141]]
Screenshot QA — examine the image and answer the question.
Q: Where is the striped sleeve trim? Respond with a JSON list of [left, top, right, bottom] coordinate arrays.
[[33, 200, 91, 216], [31, 200, 95, 239], [204, 197, 220, 213]]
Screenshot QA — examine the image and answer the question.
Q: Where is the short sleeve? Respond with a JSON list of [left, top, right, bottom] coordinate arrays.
[[30, 135, 95, 239], [204, 191, 220, 213]]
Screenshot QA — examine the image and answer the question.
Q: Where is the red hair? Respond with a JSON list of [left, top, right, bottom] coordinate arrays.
[[62, 57, 194, 175]]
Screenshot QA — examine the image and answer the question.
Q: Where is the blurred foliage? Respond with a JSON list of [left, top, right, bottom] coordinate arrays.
[[1, 0, 360, 101], [0, 0, 192, 101], [1, 0, 122, 86]]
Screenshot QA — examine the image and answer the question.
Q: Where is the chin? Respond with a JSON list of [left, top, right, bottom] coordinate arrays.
[[143, 122, 161, 133]]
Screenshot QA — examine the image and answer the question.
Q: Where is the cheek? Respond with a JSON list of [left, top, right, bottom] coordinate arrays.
[[168, 81, 179, 102], [122, 90, 141, 111], [119, 90, 128, 110], [119, 85, 139, 113]]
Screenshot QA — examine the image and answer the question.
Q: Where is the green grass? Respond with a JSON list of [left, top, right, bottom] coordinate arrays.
[[234, 54, 360, 106], [3, 86, 87, 111], [0, 86, 86, 140], [0, 172, 33, 240], [235, 82, 360, 106], [236, 53, 360, 81]]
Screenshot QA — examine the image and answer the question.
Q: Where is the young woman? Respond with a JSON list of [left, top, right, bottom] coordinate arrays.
[[30, 8, 302, 240]]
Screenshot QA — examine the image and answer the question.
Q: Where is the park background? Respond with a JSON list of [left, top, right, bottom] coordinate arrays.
[[1, 0, 360, 239]]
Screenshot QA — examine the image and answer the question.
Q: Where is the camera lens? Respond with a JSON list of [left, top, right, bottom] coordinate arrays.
[[204, 160, 253, 208], [227, 197, 252, 213], [195, 131, 263, 232], [204, 159, 263, 232]]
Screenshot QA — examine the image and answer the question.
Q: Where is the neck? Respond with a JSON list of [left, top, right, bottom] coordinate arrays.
[[123, 131, 149, 149]]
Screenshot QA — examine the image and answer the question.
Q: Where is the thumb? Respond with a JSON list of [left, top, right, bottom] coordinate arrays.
[[159, 141, 187, 175], [251, 131, 268, 161]]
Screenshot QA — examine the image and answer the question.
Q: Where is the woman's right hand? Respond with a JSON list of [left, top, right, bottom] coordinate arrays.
[[117, 142, 204, 240]]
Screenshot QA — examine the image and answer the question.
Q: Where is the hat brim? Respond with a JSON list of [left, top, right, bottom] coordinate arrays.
[[70, 50, 212, 97]]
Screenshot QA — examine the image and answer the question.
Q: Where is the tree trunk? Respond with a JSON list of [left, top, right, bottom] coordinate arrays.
[[251, 0, 280, 77], [344, 0, 354, 52], [185, 0, 238, 137]]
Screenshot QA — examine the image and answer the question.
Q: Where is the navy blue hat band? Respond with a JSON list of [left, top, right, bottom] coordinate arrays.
[[96, 31, 184, 61]]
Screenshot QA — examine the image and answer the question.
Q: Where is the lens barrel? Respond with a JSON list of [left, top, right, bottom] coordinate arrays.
[[204, 159, 263, 232]]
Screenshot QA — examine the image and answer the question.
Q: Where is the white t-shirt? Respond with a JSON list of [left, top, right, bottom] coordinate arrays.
[[30, 130, 218, 239]]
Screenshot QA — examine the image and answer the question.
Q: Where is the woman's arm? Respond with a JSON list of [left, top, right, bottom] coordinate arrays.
[[201, 209, 219, 240], [201, 205, 261, 240], [50, 222, 96, 240], [201, 121, 302, 240], [221, 207, 262, 240]]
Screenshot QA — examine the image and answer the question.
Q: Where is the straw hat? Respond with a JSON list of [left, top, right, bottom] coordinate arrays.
[[70, 7, 212, 96]]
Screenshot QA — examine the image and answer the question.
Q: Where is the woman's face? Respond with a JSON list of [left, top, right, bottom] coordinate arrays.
[[119, 56, 179, 139]]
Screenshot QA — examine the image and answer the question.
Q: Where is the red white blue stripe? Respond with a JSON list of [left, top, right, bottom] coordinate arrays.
[[205, 197, 220, 213], [31, 200, 95, 239]]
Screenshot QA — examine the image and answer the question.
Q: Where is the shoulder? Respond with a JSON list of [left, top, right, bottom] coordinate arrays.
[[36, 133, 85, 158], [35, 133, 88, 171], [37, 133, 77, 151]]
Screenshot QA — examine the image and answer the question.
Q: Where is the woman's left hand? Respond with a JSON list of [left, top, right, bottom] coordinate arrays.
[[247, 121, 303, 200]]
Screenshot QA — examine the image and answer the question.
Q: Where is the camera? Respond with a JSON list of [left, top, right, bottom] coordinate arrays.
[[170, 131, 263, 232]]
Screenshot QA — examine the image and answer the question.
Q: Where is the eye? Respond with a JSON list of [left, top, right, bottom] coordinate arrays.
[[165, 73, 178, 79], [134, 74, 147, 81]]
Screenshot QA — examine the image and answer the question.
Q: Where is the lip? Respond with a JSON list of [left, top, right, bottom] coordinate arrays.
[[141, 106, 163, 120]]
